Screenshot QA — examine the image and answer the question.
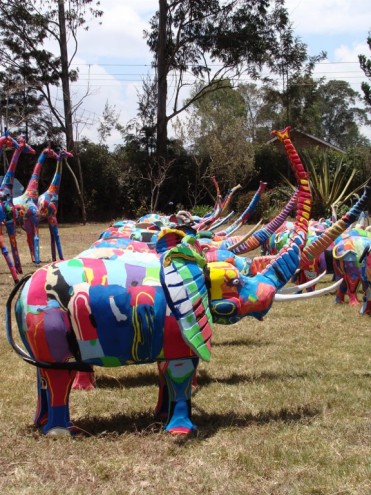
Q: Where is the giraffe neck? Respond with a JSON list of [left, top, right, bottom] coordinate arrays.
[[0, 148, 22, 196], [47, 159, 63, 195]]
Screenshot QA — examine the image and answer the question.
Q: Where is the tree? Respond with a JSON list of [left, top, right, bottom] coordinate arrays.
[[0, 0, 103, 223], [359, 33, 371, 106], [145, 0, 295, 159], [245, 76, 369, 149], [317, 80, 370, 149]]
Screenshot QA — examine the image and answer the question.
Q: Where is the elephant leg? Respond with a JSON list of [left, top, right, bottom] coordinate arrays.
[[360, 284, 371, 315], [155, 361, 200, 421], [34, 368, 48, 427], [343, 260, 361, 305], [159, 358, 198, 435], [38, 368, 77, 435], [333, 263, 346, 304], [72, 371, 96, 391], [154, 362, 169, 420]]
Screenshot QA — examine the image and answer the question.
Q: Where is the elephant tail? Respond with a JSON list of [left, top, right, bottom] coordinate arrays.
[[5, 274, 93, 372]]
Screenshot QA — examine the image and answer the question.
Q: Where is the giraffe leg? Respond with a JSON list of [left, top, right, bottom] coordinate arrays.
[[4, 216, 22, 274], [48, 217, 63, 260], [0, 225, 19, 282], [159, 358, 198, 435], [23, 219, 36, 263], [31, 212, 40, 264]]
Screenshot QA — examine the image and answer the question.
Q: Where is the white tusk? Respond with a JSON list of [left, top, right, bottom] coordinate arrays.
[[278, 271, 327, 294], [274, 278, 343, 301], [227, 219, 263, 251]]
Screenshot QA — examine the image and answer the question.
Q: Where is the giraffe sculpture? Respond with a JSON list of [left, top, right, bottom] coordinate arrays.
[[37, 148, 73, 261], [0, 135, 36, 280], [13, 145, 59, 264], [0, 131, 20, 281]]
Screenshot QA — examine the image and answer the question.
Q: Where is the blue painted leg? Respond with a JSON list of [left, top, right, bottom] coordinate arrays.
[[34, 369, 48, 427], [40, 368, 77, 435], [49, 220, 63, 260], [160, 358, 198, 435]]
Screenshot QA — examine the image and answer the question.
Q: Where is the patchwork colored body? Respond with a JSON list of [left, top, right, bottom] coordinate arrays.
[[13, 147, 59, 264], [360, 246, 371, 315], [0, 134, 35, 281], [17, 252, 195, 367], [6, 126, 313, 436], [333, 228, 371, 305]]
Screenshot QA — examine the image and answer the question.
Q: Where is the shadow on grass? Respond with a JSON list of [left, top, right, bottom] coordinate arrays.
[[96, 370, 158, 389], [212, 337, 271, 348], [54, 402, 322, 440], [95, 368, 313, 390]]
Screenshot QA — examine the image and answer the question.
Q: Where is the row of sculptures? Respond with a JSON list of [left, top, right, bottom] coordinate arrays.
[[0, 130, 73, 281], [3, 126, 371, 437]]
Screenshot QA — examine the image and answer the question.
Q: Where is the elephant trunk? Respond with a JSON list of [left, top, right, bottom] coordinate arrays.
[[260, 127, 311, 291], [226, 189, 298, 254], [216, 181, 267, 237], [301, 186, 371, 267]]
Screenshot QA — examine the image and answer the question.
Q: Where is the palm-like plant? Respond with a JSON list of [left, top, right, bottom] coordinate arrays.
[[279, 149, 369, 218]]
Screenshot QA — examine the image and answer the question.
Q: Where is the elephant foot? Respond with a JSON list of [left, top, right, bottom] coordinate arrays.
[[335, 297, 345, 304], [167, 425, 197, 436], [72, 371, 96, 391], [348, 297, 360, 306], [165, 400, 197, 436]]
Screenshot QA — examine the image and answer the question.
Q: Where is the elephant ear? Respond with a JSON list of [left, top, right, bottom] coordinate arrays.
[[160, 239, 212, 362]]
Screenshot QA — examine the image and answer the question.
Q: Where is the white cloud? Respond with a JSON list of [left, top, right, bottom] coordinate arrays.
[[77, 0, 157, 61], [68, 1, 371, 145], [285, 0, 371, 37]]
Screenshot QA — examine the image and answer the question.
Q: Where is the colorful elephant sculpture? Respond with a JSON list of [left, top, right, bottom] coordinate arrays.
[[360, 245, 371, 315], [332, 228, 371, 306], [6, 127, 316, 436]]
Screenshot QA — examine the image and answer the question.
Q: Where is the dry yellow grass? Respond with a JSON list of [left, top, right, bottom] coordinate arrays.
[[0, 223, 370, 495]]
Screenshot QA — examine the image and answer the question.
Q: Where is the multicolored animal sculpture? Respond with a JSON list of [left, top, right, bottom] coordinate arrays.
[[263, 190, 371, 293], [13, 146, 59, 264], [37, 148, 73, 261], [359, 245, 371, 315], [332, 228, 371, 306], [6, 127, 316, 437], [0, 131, 21, 281], [0, 135, 36, 281]]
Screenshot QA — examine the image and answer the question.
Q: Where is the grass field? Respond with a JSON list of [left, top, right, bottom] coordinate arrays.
[[0, 223, 370, 494]]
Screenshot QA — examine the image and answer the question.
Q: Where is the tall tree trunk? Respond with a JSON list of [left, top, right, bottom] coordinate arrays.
[[156, 0, 168, 159], [58, 0, 87, 224]]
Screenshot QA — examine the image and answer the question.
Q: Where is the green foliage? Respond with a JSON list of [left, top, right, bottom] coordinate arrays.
[[358, 32, 371, 106], [191, 204, 211, 218], [280, 148, 370, 218], [1, 225, 370, 495], [0, 0, 103, 141]]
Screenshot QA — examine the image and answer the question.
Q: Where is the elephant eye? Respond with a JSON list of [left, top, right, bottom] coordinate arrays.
[[230, 277, 240, 286]]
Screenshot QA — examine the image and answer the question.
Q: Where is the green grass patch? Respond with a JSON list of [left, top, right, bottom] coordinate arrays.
[[0, 223, 370, 494]]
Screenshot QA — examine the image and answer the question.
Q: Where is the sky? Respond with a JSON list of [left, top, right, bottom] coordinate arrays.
[[67, 0, 371, 146]]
